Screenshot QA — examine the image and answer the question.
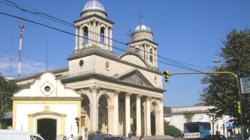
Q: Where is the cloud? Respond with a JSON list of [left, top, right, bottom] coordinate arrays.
[[0, 55, 57, 78]]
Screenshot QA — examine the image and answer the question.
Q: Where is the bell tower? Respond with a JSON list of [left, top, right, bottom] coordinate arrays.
[[74, 0, 114, 52], [128, 20, 158, 68]]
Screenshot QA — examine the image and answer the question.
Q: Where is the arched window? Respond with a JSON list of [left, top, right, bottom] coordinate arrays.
[[83, 26, 88, 44], [100, 27, 105, 44], [150, 48, 153, 63]]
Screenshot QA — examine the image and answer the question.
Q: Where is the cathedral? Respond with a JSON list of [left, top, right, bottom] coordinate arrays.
[[13, 0, 165, 139]]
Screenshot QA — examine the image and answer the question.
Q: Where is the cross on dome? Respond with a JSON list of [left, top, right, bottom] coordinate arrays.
[[134, 17, 152, 32]]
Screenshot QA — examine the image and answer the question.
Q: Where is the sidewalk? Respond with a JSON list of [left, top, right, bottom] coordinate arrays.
[[130, 135, 184, 140]]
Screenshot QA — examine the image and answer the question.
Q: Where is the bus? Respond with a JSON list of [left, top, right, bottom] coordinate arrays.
[[184, 122, 211, 139]]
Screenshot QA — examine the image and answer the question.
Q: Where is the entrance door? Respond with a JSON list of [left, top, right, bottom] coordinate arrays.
[[37, 119, 57, 140]]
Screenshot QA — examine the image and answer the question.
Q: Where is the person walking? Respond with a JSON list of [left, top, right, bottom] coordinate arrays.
[[139, 134, 144, 140], [119, 135, 126, 140], [93, 132, 101, 140], [128, 132, 132, 140]]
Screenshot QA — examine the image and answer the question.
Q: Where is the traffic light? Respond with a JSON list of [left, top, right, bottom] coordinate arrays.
[[236, 101, 241, 114], [163, 71, 171, 82]]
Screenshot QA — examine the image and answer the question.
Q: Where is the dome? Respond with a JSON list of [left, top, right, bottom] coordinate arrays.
[[134, 24, 151, 32], [82, 0, 106, 12]]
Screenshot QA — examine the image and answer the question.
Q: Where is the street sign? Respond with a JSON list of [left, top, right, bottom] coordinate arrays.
[[240, 77, 250, 94]]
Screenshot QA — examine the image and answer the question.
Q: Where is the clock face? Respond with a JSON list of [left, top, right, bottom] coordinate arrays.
[[41, 82, 54, 96]]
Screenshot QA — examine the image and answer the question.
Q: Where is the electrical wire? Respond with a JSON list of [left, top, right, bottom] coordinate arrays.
[[0, 0, 205, 72], [0, 11, 204, 72]]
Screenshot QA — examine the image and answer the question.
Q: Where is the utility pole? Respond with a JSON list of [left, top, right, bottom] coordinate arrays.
[[163, 71, 245, 140], [18, 25, 24, 77]]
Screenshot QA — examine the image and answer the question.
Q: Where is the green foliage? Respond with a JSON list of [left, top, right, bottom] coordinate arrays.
[[0, 74, 19, 125], [164, 122, 182, 137], [0, 119, 11, 129], [201, 29, 250, 127], [183, 112, 194, 122]]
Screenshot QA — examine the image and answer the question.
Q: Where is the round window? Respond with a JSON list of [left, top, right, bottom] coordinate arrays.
[[44, 86, 51, 92], [79, 60, 84, 67]]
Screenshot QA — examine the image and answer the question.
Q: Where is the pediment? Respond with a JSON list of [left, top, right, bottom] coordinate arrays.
[[14, 73, 80, 98], [118, 69, 154, 88]]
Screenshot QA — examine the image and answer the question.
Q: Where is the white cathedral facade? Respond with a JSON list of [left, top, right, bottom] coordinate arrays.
[[13, 0, 165, 139]]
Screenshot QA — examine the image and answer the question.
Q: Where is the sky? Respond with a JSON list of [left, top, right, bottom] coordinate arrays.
[[0, 0, 250, 107]]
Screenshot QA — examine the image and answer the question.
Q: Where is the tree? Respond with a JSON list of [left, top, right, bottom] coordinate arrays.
[[164, 122, 182, 137], [183, 111, 194, 122], [201, 29, 250, 129], [0, 74, 19, 128]]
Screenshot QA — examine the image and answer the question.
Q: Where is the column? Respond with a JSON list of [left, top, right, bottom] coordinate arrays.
[[155, 109, 161, 135], [97, 24, 100, 46], [145, 97, 151, 136], [158, 100, 164, 135], [125, 93, 131, 136], [79, 26, 83, 49], [136, 95, 142, 136], [90, 23, 94, 46], [104, 26, 108, 49], [74, 27, 79, 50], [107, 105, 113, 134], [89, 87, 98, 132], [109, 28, 113, 51], [112, 91, 119, 136], [155, 48, 158, 67], [146, 45, 150, 63], [93, 21, 97, 45]]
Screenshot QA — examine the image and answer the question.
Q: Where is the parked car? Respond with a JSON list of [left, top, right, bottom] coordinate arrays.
[[0, 129, 44, 140]]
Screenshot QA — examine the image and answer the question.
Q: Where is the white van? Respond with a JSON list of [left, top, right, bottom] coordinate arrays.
[[0, 129, 44, 140]]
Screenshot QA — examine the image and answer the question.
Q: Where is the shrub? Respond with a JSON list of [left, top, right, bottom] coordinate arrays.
[[164, 122, 182, 137]]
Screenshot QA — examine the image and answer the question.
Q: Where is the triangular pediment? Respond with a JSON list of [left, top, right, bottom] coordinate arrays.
[[14, 73, 80, 98], [118, 69, 154, 88]]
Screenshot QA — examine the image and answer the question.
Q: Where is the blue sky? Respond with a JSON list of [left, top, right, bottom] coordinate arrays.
[[0, 0, 249, 107]]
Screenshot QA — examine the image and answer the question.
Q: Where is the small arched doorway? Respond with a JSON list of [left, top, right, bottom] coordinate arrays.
[[98, 95, 109, 133], [98, 94, 112, 134], [37, 118, 57, 140], [81, 94, 90, 130]]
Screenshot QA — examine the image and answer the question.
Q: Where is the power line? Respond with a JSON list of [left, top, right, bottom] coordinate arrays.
[[0, 0, 72, 27], [0, 11, 204, 72], [0, 0, 205, 72]]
